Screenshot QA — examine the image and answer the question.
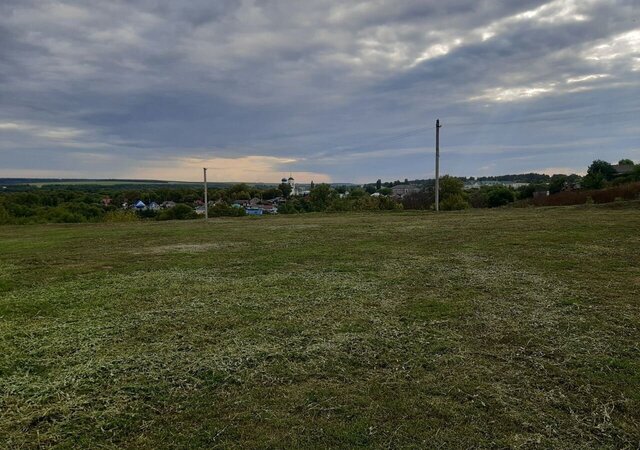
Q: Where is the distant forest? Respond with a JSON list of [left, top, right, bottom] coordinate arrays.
[[369, 172, 552, 188]]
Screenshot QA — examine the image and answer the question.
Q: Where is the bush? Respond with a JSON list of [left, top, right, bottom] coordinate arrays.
[[157, 204, 197, 221], [440, 194, 470, 211], [208, 204, 246, 217], [487, 187, 515, 208], [402, 191, 433, 210], [377, 196, 403, 211], [468, 189, 488, 208], [137, 209, 158, 219], [530, 182, 640, 206], [103, 210, 139, 222], [0, 204, 11, 224]]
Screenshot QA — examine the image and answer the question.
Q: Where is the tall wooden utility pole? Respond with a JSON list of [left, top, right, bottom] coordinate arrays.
[[203, 167, 208, 220], [435, 119, 441, 212]]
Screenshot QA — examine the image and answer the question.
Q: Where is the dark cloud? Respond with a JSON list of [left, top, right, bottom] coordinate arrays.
[[0, 0, 638, 181]]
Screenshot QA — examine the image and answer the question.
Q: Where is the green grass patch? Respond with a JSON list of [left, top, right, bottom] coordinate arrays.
[[1, 208, 639, 448]]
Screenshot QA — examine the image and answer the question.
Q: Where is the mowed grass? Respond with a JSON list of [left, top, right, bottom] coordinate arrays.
[[1, 208, 639, 448]]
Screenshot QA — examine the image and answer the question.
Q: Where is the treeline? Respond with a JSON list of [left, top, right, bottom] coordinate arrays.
[[465, 173, 551, 183], [371, 158, 640, 210], [365, 172, 552, 190], [0, 183, 283, 224], [2, 159, 640, 224], [400, 176, 520, 210], [279, 184, 401, 213]]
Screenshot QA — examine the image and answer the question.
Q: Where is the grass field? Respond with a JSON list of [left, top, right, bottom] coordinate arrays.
[[1, 208, 639, 448]]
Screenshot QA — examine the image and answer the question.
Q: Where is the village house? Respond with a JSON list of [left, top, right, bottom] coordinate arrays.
[[259, 204, 278, 214], [233, 199, 250, 208], [391, 184, 420, 198], [612, 164, 634, 176], [245, 207, 263, 216]]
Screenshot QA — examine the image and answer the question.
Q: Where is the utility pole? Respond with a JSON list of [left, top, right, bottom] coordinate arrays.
[[203, 167, 208, 220], [435, 119, 441, 212]]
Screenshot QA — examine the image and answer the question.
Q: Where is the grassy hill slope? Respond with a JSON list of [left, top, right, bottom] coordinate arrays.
[[1, 209, 639, 448]]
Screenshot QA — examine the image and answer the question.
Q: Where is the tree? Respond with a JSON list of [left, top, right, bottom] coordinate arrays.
[[549, 175, 567, 194], [402, 191, 433, 210], [468, 189, 489, 208], [582, 173, 605, 190], [618, 159, 634, 166], [440, 194, 470, 211], [208, 203, 246, 217], [278, 182, 292, 198], [436, 175, 470, 209], [261, 188, 281, 200], [0, 204, 11, 224], [228, 183, 250, 194], [310, 180, 315, 190], [350, 187, 368, 198], [517, 184, 539, 200], [486, 186, 515, 207], [157, 203, 196, 220], [587, 160, 616, 181], [334, 185, 347, 194], [375, 179, 382, 190], [439, 175, 464, 198], [309, 184, 333, 211]]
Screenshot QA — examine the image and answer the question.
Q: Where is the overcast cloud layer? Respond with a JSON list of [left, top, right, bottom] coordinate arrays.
[[1, 0, 639, 183]]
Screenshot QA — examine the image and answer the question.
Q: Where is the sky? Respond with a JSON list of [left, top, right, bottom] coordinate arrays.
[[0, 0, 639, 183]]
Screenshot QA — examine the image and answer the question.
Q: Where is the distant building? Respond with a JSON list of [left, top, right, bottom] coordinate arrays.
[[148, 202, 160, 211], [505, 182, 529, 189], [612, 164, 634, 176], [195, 205, 207, 215], [161, 201, 176, 209], [134, 200, 146, 210], [463, 181, 528, 190], [391, 184, 420, 198], [245, 207, 263, 216], [260, 204, 278, 214]]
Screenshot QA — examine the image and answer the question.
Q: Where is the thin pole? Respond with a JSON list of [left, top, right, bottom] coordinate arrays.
[[203, 167, 208, 220], [435, 119, 441, 212]]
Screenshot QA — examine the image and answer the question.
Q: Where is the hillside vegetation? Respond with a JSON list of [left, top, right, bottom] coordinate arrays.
[[1, 209, 639, 448]]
